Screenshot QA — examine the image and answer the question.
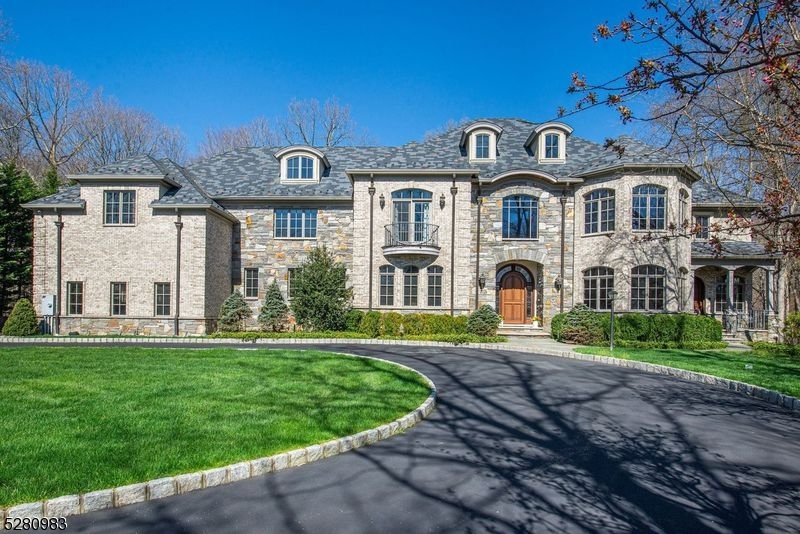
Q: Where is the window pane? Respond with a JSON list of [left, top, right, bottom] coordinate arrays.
[[275, 209, 288, 237], [105, 191, 119, 224], [475, 134, 489, 158], [121, 191, 136, 224], [380, 266, 394, 306], [632, 185, 665, 230], [545, 133, 559, 158], [304, 209, 317, 237], [300, 156, 314, 179], [244, 268, 259, 298], [583, 267, 613, 310], [502, 195, 538, 239], [154, 282, 171, 316], [287, 157, 299, 179], [110, 282, 127, 315], [67, 281, 83, 315], [427, 266, 442, 307]]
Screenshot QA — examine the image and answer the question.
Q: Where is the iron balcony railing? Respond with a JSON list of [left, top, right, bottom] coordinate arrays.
[[384, 223, 439, 248]]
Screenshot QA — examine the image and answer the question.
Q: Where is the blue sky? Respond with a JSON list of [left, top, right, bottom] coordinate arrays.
[[2, 1, 648, 153]]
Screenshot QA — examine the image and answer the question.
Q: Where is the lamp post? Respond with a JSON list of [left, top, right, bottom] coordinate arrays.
[[608, 289, 617, 351]]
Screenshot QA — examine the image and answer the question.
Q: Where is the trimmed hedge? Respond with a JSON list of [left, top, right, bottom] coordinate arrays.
[[551, 308, 723, 344], [357, 311, 468, 337]]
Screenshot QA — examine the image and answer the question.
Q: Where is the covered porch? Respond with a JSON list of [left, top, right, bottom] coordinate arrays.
[[691, 241, 781, 341]]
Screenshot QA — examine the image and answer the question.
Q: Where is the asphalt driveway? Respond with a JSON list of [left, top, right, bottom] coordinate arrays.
[[67, 344, 800, 533]]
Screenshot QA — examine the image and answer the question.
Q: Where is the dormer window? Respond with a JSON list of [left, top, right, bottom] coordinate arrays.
[[475, 134, 490, 159], [545, 133, 561, 159], [461, 121, 502, 163], [525, 122, 573, 164], [287, 155, 314, 179], [276, 146, 329, 183]]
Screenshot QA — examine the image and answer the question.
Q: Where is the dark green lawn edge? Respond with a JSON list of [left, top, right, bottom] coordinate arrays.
[[0, 349, 437, 517]]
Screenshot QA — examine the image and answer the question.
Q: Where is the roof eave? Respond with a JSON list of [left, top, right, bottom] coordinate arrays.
[[72, 173, 181, 188], [575, 163, 702, 182], [150, 201, 238, 223], [22, 200, 86, 210], [345, 168, 477, 177], [213, 195, 353, 202]]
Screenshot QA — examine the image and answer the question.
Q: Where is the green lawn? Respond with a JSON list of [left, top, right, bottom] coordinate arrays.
[[0, 347, 431, 506], [574, 345, 800, 398]]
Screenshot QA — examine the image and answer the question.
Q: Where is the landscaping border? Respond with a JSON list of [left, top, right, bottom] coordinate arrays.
[[0, 345, 437, 520]]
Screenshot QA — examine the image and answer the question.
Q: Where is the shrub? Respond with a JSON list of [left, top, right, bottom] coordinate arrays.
[[1, 298, 39, 336], [616, 313, 652, 341], [381, 312, 404, 336], [680, 314, 722, 342], [559, 304, 604, 344], [467, 305, 501, 336], [290, 246, 352, 331], [651, 314, 679, 343], [550, 313, 566, 341], [258, 282, 288, 332], [218, 291, 252, 332], [359, 311, 381, 337], [345, 309, 365, 332], [783, 312, 800, 345]]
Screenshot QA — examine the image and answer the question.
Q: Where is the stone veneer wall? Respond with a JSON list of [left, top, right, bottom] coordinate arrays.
[[351, 176, 473, 314], [226, 202, 353, 325], [572, 172, 694, 313], [31, 184, 215, 335], [473, 178, 575, 323]]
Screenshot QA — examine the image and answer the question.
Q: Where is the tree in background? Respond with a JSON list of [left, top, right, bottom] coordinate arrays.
[[217, 291, 252, 332], [0, 162, 38, 326], [565, 0, 800, 256], [290, 246, 352, 331], [198, 97, 370, 158], [259, 281, 288, 332]]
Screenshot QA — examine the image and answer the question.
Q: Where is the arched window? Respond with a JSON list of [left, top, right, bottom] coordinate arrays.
[[584, 189, 615, 234], [427, 266, 443, 307], [287, 155, 314, 179], [392, 189, 432, 243], [502, 195, 538, 239], [379, 265, 395, 306], [631, 265, 666, 311], [403, 266, 419, 306], [632, 185, 666, 230], [544, 133, 561, 159], [583, 267, 614, 310]]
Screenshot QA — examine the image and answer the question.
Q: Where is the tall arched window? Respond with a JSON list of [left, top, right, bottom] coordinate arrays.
[[584, 189, 615, 234], [632, 185, 666, 230], [583, 267, 614, 310], [631, 265, 666, 311], [287, 155, 314, 179], [502, 195, 538, 239]]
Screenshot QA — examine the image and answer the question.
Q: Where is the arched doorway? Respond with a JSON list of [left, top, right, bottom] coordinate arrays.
[[693, 277, 705, 314], [496, 265, 536, 324]]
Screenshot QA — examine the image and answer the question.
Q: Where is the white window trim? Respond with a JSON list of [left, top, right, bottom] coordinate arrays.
[[276, 147, 327, 183], [537, 130, 566, 164], [469, 130, 497, 162]]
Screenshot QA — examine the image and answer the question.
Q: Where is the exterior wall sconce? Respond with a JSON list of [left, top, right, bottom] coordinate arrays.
[[379, 194, 385, 209], [478, 275, 486, 289], [439, 194, 446, 209], [554, 276, 563, 291]]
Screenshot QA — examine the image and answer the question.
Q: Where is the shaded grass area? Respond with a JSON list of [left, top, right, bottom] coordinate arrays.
[[0, 347, 431, 506], [575, 345, 800, 398]]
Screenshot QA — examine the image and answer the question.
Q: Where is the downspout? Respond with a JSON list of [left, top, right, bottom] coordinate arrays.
[[450, 179, 458, 316], [368, 177, 376, 310], [474, 190, 482, 310], [54, 211, 63, 335], [559, 192, 567, 313], [174, 211, 183, 336]]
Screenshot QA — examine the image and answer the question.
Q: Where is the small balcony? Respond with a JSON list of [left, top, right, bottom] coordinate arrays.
[[383, 223, 440, 258]]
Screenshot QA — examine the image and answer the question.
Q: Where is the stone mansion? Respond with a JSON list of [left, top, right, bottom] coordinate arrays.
[[23, 118, 781, 336]]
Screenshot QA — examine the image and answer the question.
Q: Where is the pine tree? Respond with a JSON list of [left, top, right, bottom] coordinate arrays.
[[2, 298, 39, 336], [290, 246, 352, 331], [217, 291, 252, 332], [0, 163, 39, 326], [259, 281, 289, 332]]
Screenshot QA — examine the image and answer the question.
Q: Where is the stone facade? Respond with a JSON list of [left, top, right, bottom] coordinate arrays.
[[23, 119, 780, 336]]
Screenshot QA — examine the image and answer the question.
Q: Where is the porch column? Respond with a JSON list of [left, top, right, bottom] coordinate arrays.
[[725, 267, 737, 334], [765, 267, 776, 332]]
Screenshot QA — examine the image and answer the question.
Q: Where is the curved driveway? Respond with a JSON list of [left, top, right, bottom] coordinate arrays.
[[68, 343, 800, 533]]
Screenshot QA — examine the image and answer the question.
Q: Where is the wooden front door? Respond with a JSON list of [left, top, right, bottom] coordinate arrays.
[[693, 277, 706, 314], [500, 272, 526, 324]]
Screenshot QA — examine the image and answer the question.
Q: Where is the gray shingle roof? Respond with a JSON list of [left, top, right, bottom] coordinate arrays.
[[691, 240, 776, 258], [84, 154, 168, 176], [22, 185, 85, 209], [691, 180, 761, 207]]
